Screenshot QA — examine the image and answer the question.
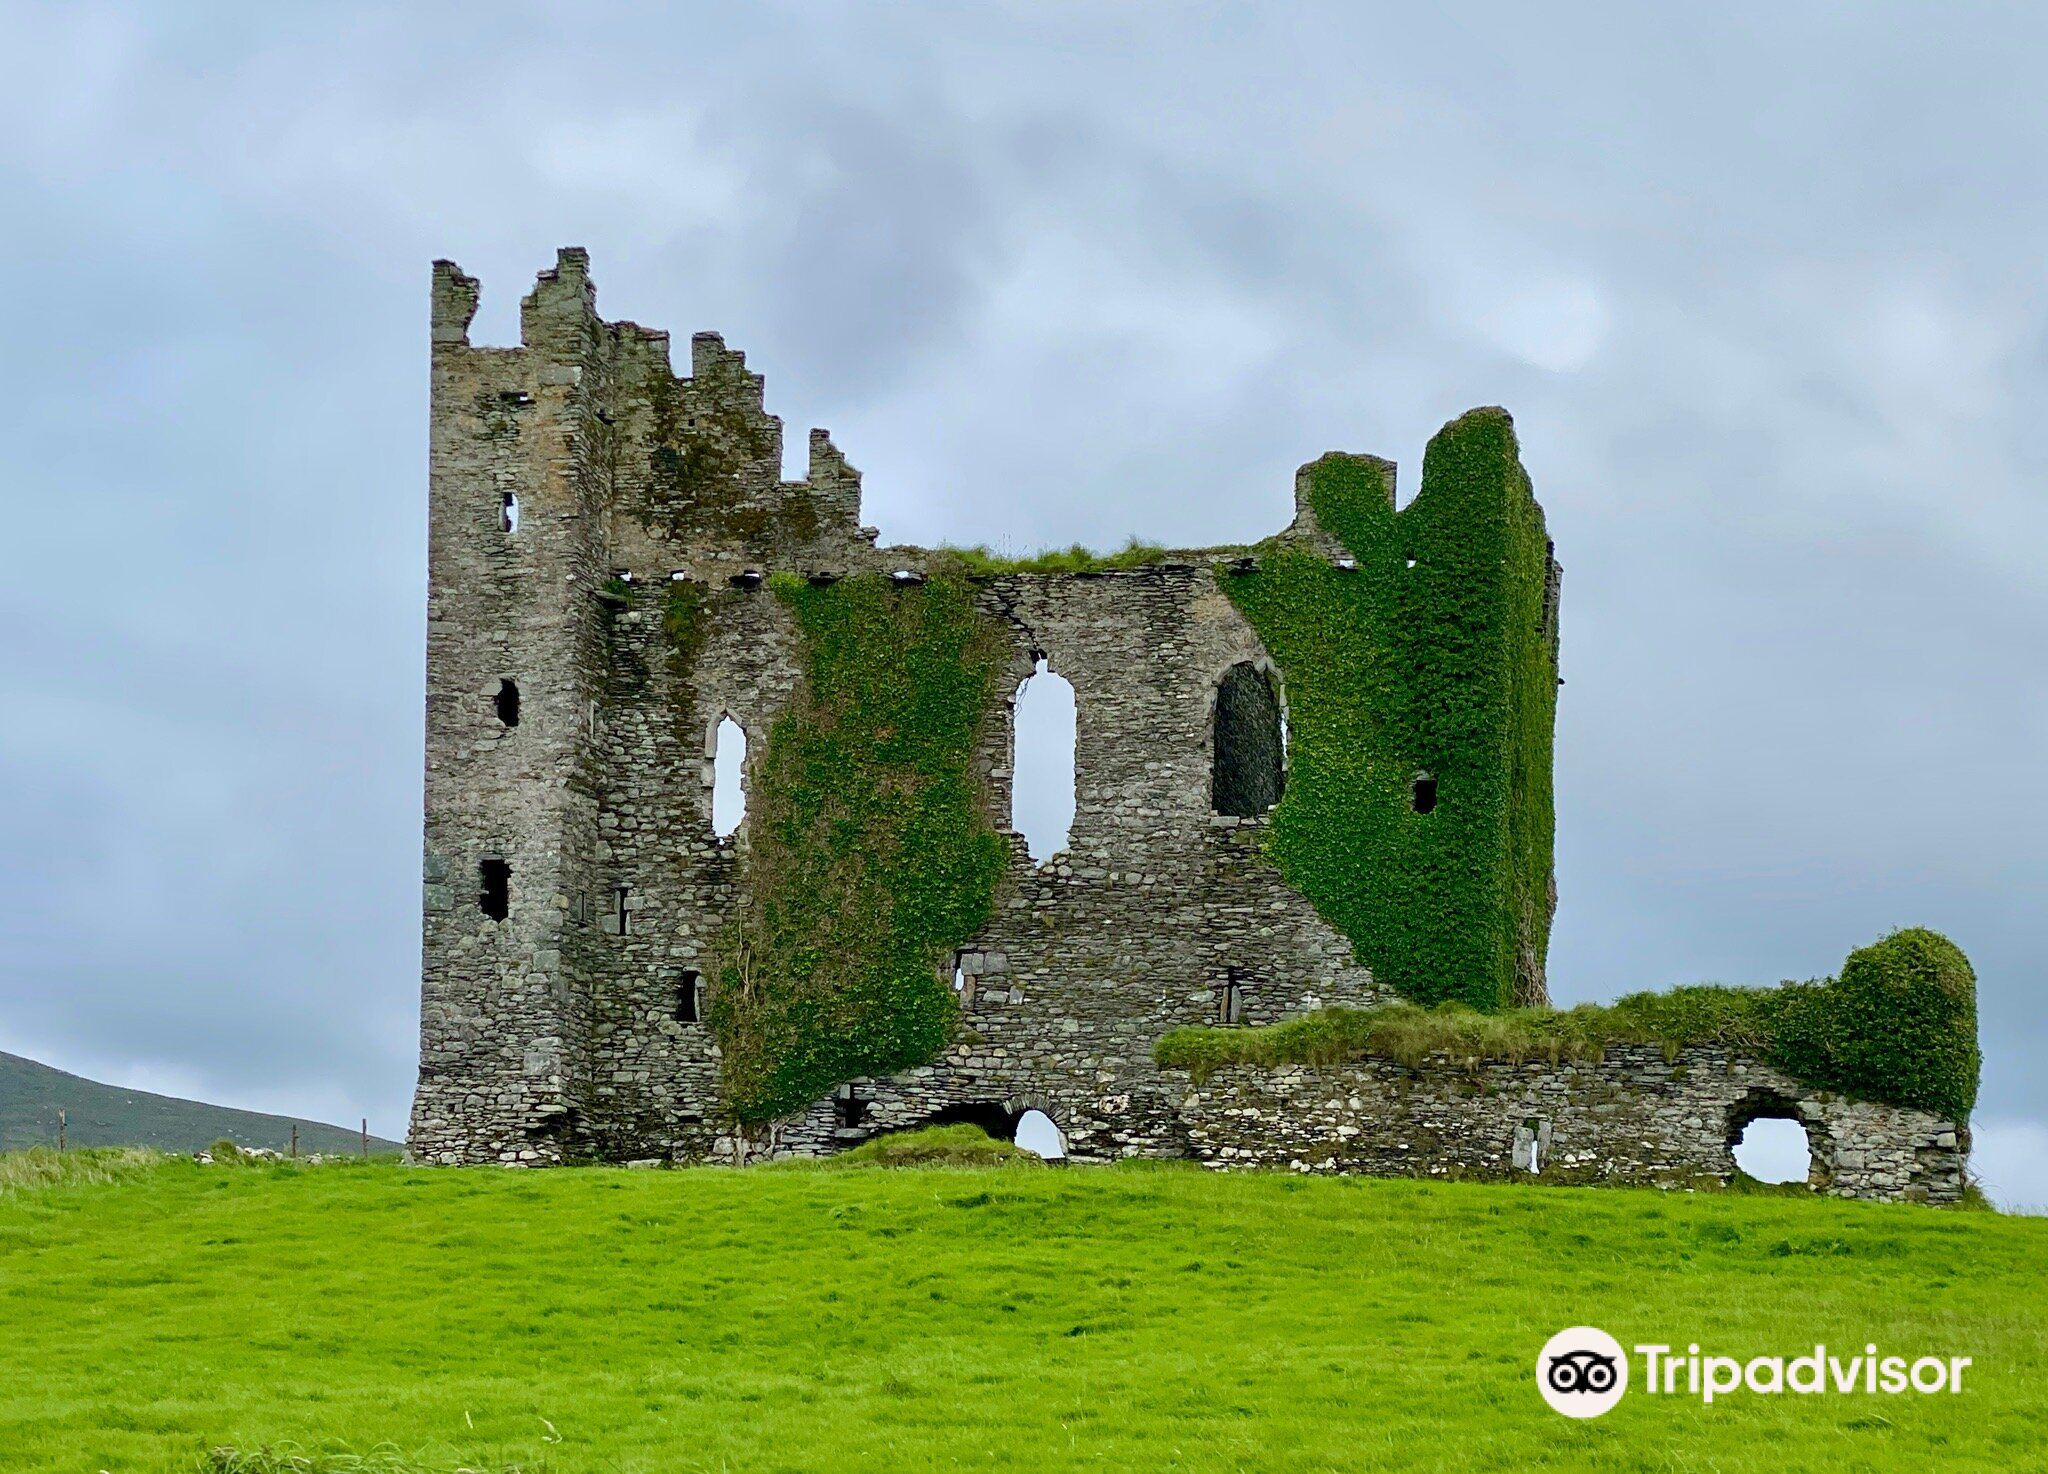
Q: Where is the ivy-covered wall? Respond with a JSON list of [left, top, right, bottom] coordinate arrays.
[[1156, 927, 1979, 1124], [706, 574, 1011, 1122], [1221, 408, 1558, 1013]]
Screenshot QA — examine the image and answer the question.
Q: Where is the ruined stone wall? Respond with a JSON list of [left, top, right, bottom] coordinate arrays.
[[413, 249, 1397, 1167], [411, 251, 1956, 1206], [1170, 1047, 1968, 1203], [412, 254, 617, 1164]]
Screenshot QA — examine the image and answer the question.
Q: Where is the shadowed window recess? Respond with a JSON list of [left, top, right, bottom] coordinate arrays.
[[1410, 772, 1437, 815], [1212, 662, 1285, 816], [494, 678, 520, 728], [478, 858, 509, 920]]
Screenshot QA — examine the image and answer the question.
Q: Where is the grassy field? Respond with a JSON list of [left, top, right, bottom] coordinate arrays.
[[1, 1150, 2042, 1472]]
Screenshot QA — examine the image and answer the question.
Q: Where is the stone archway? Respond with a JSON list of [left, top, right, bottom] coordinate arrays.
[[1726, 1087, 1833, 1190]]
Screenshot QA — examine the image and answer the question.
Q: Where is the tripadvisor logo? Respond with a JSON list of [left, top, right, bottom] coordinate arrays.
[[1537, 1327, 1628, 1418], [1537, 1328, 1973, 1418]]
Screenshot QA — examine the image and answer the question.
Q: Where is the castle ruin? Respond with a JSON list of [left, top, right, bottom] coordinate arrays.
[[409, 250, 1967, 1202]]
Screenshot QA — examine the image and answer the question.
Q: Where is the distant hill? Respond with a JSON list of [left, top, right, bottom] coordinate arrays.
[[0, 1050, 400, 1155]]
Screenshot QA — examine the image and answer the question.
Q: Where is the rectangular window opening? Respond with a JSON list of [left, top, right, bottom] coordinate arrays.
[[1218, 971, 1245, 1025], [834, 1085, 870, 1128]]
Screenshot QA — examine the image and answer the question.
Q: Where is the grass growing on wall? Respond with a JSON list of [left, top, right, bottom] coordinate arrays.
[[1157, 928, 1979, 1121], [707, 573, 1009, 1123], [1220, 409, 1558, 1011], [935, 536, 1172, 576]]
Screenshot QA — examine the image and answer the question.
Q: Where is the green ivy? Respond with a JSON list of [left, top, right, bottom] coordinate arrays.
[[1157, 928, 1979, 1121], [1770, 928, 1979, 1121], [1220, 409, 1557, 1011], [706, 573, 1010, 1122]]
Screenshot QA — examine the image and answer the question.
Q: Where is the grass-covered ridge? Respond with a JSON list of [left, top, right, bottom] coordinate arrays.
[[935, 536, 1172, 576], [800, 1122, 1045, 1169], [2, 1153, 2043, 1471], [1221, 410, 1558, 1012], [705, 572, 1010, 1123], [1157, 928, 1980, 1121]]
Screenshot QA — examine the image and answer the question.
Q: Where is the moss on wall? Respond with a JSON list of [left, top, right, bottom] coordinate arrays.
[[706, 573, 1010, 1122], [1220, 409, 1558, 1012], [1157, 928, 1979, 1122]]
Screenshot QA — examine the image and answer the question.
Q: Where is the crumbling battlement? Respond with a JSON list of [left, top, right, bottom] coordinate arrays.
[[407, 251, 1954, 1204]]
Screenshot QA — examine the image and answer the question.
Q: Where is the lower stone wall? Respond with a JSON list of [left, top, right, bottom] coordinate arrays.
[[1168, 1044, 1966, 1204]]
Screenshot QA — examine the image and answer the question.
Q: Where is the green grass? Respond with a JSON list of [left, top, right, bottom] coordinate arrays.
[[1155, 996, 1770, 1079], [934, 537, 1174, 576], [0, 1155, 2041, 1471], [805, 1123, 1045, 1168], [1156, 937, 1978, 1122]]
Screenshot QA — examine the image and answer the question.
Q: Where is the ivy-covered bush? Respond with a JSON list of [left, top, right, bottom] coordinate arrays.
[[705, 573, 1009, 1122], [1771, 928, 1979, 1122], [1221, 409, 1557, 1011], [1157, 928, 1979, 1121]]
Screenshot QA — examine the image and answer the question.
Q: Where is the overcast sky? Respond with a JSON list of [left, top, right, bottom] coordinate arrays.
[[2, 3, 2042, 1204]]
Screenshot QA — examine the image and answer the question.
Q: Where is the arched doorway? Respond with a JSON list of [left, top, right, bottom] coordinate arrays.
[[1014, 1108, 1067, 1161], [1727, 1090, 1828, 1189]]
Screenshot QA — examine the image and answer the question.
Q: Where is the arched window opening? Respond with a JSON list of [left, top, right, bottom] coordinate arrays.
[[1514, 1117, 1551, 1174], [500, 492, 519, 534], [1732, 1116, 1813, 1186], [1410, 772, 1438, 815], [712, 716, 748, 839], [478, 858, 510, 921], [1011, 659, 1076, 862], [1014, 1109, 1067, 1161], [494, 678, 521, 728], [1212, 662, 1285, 816]]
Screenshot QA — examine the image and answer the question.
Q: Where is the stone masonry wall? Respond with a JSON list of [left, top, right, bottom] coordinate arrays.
[[1171, 1045, 1968, 1203], [411, 250, 1959, 1205]]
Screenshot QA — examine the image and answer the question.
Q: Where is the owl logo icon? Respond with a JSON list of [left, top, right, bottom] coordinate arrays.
[[1537, 1327, 1629, 1418]]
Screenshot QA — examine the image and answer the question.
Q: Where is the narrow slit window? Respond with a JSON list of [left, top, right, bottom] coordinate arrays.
[[1011, 658, 1076, 862], [500, 492, 519, 534], [713, 716, 747, 839], [494, 678, 521, 728], [1411, 773, 1438, 815], [612, 885, 631, 936], [675, 969, 700, 1023], [478, 858, 510, 920], [1514, 1117, 1550, 1173], [1218, 975, 1245, 1024]]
